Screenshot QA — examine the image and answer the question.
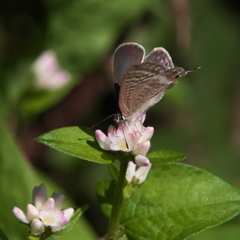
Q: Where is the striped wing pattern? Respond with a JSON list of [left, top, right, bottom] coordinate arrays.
[[119, 63, 184, 118]]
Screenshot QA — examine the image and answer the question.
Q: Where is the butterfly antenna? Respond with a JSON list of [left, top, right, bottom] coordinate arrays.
[[121, 125, 130, 150], [129, 119, 142, 136], [185, 66, 201, 75], [88, 114, 116, 129]]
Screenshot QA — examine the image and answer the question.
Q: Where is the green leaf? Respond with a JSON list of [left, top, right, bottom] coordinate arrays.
[[147, 150, 185, 164], [0, 229, 9, 240], [54, 206, 88, 235], [0, 120, 96, 240], [96, 180, 115, 218], [36, 126, 114, 164], [108, 163, 120, 181], [189, 221, 240, 240], [97, 163, 240, 240]]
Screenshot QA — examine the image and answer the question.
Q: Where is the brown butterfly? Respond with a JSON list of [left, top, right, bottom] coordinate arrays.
[[113, 43, 199, 122]]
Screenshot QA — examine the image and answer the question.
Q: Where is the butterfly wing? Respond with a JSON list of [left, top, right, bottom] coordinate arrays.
[[144, 47, 174, 70], [113, 43, 145, 116], [113, 43, 145, 87], [118, 63, 164, 117], [118, 47, 174, 118], [119, 62, 186, 119], [129, 67, 186, 116]]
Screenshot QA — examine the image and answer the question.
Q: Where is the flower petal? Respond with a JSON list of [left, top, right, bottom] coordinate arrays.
[[33, 184, 47, 209], [132, 140, 151, 156], [126, 161, 136, 183], [107, 125, 119, 140], [62, 207, 74, 220], [41, 198, 55, 210], [12, 207, 29, 224], [134, 114, 146, 131], [27, 204, 40, 221], [134, 155, 151, 166], [31, 219, 45, 235], [51, 216, 69, 232], [51, 192, 65, 210], [134, 162, 152, 184], [126, 131, 141, 150], [110, 141, 129, 151], [139, 126, 154, 142], [95, 130, 111, 150]]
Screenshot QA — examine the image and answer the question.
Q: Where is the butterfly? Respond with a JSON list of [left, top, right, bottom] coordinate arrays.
[[113, 42, 199, 122]]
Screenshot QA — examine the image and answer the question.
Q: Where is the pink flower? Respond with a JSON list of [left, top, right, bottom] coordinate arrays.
[[13, 184, 74, 236], [95, 114, 154, 155], [32, 50, 70, 90], [126, 156, 152, 184], [38, 198, 73, 232]]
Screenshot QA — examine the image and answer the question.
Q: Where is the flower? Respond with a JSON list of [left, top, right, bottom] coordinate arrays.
[[126, 156, 152, 184], [95, 114, 154, 156], [31, 219, 45, 235], [12, 184, 74, 236], [96, 114, 153, 184], [32, 50, 71, 90], [38, 199, 74, 232]]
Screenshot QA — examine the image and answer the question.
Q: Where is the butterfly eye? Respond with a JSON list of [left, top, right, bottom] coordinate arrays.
[[174, 74, 183, 79], [174, 70, 186, 79]]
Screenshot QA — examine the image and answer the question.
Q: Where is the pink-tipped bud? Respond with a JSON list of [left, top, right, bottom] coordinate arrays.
[[95, 130, 111, 150], [12, 207, 29, 224]]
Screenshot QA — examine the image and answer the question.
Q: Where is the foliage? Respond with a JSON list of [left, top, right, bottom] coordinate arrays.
[[0, 0, 240, 239], [39, 126, 240, 239]]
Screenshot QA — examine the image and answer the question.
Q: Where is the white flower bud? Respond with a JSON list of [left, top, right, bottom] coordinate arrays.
[[30, 219, 45, 235], [126, 161, 137, 183], [12, 207, 29, 224]]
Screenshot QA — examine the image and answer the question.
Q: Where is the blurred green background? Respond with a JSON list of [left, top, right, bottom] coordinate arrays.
[[0, 0, 240, 239]]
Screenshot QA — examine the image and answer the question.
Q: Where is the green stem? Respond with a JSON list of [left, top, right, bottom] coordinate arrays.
[[105, 156, 130, 240]]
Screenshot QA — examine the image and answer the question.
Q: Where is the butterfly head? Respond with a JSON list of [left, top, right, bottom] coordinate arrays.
[[169, 66, 201, 80], [113, 113, 126, 123], [171, 67, 186, 80]]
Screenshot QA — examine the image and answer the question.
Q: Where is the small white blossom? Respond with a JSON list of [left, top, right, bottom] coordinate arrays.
[[12, 207, 29, 224], [96, 114, 153, 183], [125, 161, 137, 183], [95, 114, 154, 155], [13, 184, 74, 236], [31, 219, 45, 235], [39, 206, 67, 231], [32, 50, 71, 90], [126, 156, 152, 184]]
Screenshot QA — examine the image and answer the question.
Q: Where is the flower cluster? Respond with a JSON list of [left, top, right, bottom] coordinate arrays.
[[95, 114, 153, 184], [12, 184, 74, 236], [32, 50, 71, 90], [126, 156, 152, 185]]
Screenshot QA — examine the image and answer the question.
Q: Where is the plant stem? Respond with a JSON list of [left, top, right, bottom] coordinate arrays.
[[105, 156, 130, 240]]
